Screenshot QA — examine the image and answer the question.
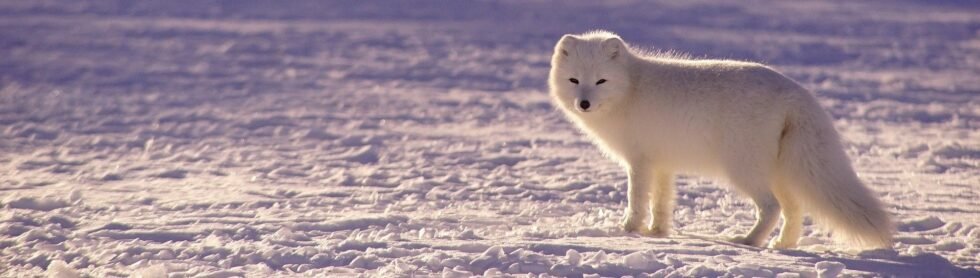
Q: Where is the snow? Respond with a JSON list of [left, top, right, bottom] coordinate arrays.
[[2, 195, 72, 211], [815, 261, 846, 278], [0, 0, 978, 277], [45, 260, 80, 278]]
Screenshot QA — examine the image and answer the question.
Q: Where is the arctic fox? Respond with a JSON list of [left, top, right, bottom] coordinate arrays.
[[549, 30, 893, 249]]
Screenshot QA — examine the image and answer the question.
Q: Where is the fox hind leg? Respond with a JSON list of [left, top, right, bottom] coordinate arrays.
[[728, 172, 781, 247], [732, 192, 780, 247], [771, 185, 803, 249]]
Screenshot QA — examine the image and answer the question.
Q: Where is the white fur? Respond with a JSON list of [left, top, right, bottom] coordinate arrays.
[[549, 30, 893, 249]]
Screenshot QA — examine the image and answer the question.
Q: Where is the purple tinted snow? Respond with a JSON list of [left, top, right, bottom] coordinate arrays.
[[3, 196, 71, 211], [291, 215, 408, 233], [1, 0, 978, 276], [91, 230, 198, 242]]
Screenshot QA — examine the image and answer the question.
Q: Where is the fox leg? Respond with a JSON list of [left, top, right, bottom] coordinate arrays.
[[622, 166, 653, 234], [734, 193, 780, 246], [647, 172, 673, 237], [728, 174, 781, 247], [771, 185, 803, 249]]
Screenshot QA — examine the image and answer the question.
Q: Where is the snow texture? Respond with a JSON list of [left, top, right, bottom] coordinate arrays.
[[0, 0, 978, 277]]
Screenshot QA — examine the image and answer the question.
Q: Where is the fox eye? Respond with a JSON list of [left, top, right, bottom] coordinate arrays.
[[569, 78, 579, 84], [596, 79, 607, 85]]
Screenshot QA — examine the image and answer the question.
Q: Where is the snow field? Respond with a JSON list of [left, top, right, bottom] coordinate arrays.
[[1, 0, 978, 277]]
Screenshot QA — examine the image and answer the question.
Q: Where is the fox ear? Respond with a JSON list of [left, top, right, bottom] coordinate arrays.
[[602, 37, 625, 59], [557, 35, 578, 57]]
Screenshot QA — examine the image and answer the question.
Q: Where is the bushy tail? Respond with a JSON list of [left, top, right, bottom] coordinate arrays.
[[776, 101, 893, 249]]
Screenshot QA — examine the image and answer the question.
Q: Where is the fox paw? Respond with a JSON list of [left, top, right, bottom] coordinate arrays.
[[622, 221, 643, 233], [621, 217, 646, 234], [769, 238, 798, 249], [729, 235, 765, 247], [640, 225, 669, 237]]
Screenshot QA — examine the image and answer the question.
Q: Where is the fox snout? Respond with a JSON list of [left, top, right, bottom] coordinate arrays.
[[575, 98, 592, 112]]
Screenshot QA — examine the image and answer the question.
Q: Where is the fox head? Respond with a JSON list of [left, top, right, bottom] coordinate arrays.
[[549, 31, 632, 115]]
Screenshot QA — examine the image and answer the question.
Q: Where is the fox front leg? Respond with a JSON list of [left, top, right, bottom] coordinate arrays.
[[647, 172, 674, 237], [622, 166, 653, 234]]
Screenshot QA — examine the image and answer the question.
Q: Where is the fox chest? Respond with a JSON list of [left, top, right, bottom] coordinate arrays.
[[576, 113, 715, 170], [577, 117, 647, 163]]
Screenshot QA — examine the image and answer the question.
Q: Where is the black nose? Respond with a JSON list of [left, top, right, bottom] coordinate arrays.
[[579, 100, 591, 110]]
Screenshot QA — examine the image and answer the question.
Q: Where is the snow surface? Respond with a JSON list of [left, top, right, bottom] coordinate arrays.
[[1, 0, 978, 277]]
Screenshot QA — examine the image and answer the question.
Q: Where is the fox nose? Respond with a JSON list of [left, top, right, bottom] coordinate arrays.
[[578, 100, 591, 111]]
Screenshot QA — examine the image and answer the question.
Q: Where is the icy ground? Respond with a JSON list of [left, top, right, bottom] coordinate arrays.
[[1, 0, 978, 277]]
